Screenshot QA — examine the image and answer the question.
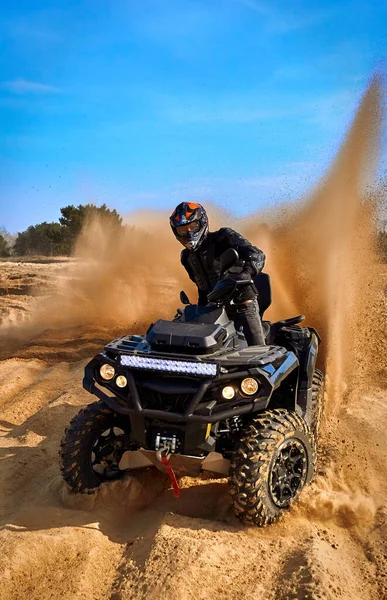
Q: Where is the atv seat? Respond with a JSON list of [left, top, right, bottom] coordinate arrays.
[[263, 315, 306, 345]]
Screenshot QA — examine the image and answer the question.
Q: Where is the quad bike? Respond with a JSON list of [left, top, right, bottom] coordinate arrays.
[[60, 249, 324, 526]]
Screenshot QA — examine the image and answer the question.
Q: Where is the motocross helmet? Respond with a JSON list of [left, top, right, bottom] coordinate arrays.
[[169, 202, 209, 250]]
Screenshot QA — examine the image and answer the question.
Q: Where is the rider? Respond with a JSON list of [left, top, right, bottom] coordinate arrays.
[[170, 202, 266, 346]]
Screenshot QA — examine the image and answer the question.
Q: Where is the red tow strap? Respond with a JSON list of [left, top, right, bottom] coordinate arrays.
[[160, 454, 180, 498]]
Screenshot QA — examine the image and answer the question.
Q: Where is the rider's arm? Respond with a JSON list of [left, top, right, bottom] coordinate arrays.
[[181, 249, 206, 304], [221, 228, 265, 277], [180, 249, 196, 282]]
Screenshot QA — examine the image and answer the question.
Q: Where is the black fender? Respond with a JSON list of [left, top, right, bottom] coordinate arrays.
[[296, 331, 319, 418], [254, 350, 300, 412]]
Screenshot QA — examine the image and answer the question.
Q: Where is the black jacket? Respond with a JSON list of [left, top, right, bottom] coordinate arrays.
[[181, 227, 265, 305]]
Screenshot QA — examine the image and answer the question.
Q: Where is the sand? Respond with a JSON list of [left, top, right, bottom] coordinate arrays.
[[0, 78, 386, 600]]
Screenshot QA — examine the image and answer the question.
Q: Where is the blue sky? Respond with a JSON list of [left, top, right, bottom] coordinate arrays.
[[0, 0, 386, 233]]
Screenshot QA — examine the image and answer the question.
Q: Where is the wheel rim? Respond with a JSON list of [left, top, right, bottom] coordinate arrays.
[[90, 427, 129, 481], [269, 438, 308, 508]]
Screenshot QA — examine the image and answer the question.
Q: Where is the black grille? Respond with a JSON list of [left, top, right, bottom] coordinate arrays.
[[138, 388, 192, 413]]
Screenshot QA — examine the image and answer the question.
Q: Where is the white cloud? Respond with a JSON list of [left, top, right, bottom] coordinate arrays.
[[1, 79, 60, 94]]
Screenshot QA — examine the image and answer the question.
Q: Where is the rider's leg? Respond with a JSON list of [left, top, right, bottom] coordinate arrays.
[[227, 298, 266, 346]]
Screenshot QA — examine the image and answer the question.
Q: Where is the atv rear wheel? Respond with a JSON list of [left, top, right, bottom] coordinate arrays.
[[59, 401, 134, 494], [310, 369, 325, 441], [229, 409, 315, 526]]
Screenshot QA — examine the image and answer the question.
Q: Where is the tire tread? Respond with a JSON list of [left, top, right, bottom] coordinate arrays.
[[59, 401, 131, 494], [229, 409, 316, 526]]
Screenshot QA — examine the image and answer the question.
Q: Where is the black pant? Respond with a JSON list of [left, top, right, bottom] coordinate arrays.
[[226, 298, 266, 346]]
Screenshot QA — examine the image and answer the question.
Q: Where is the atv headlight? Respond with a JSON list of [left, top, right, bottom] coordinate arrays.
[[241, 377, 259, 396], [221, 386, 235, 400], [100, 363, 115, 380], [116, 375, 127, 388]]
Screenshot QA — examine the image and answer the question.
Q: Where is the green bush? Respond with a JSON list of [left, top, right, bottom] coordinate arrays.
[[12, 204, 123, 257], [0, 234, 11, 257]]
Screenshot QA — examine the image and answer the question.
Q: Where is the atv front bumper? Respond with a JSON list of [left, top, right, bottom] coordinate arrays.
[[83, 350, 298, 424]]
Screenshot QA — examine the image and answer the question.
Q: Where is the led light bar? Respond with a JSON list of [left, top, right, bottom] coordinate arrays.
[[120, 354, 217, 376]]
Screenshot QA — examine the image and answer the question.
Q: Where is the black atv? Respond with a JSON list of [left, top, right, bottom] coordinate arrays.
[[60, 249, 324, 526]]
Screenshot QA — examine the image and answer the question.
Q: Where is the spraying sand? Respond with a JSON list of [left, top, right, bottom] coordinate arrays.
[[0, 79, 386, 600]]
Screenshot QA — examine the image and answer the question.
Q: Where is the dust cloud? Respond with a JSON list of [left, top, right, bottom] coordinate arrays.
[[6, 79, 385, 401]]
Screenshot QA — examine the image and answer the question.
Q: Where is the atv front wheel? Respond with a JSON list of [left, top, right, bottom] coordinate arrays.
[[59, 401, 134, 494], [229, 409, 315, 526]]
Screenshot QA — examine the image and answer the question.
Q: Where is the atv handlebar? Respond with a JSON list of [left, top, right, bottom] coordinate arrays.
[[207, 277, 253, 305]]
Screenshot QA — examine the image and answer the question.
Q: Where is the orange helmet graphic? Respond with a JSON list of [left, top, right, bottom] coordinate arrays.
[[169, 202, 209, 250]]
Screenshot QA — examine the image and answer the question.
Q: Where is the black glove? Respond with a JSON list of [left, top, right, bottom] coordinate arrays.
[[172, 308, 183, 321]]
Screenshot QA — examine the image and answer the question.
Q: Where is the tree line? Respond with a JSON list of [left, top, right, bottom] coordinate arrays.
[[1, 202, 387, 261], [0, 204, 122, 257]]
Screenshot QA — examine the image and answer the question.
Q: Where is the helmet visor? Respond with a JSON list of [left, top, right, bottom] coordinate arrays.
[[176, 221, 200, 237]]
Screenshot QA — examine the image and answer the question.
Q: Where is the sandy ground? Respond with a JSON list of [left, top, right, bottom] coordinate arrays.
[[0, 257, 386, 600]]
